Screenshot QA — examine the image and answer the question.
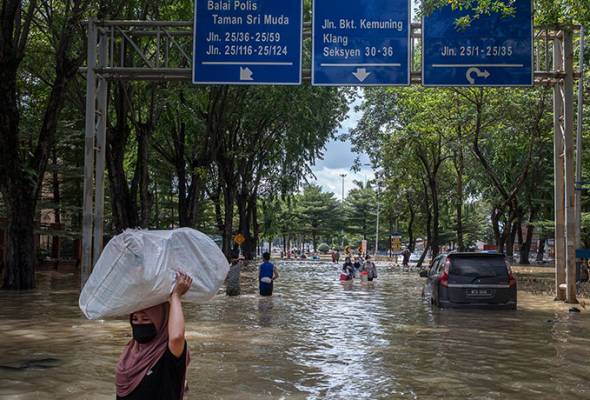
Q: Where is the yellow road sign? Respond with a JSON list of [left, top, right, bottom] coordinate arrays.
[[234, 233, 245, 245], [391, 236, 401, 251]]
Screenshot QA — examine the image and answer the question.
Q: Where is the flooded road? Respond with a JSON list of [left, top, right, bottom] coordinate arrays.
[[1, 261, 590, 399]]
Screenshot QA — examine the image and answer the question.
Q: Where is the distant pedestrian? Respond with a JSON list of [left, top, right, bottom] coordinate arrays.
[[340, 257, 354, 281], [259, 252, 279, 296], [402, 247, 411, 269], [226, 249, 243, 296], [353, 256, 362, 277], [363, 255, 378, 281]]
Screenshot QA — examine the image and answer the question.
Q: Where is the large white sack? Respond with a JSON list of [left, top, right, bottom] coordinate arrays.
[[79, 228, 229, 320]]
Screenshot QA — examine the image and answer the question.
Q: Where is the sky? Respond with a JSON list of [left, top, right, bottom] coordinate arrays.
[[307, 95, 375, 200], [307, 3, 420, 199]]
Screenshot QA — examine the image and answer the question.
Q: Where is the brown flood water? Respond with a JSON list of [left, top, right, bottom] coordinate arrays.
[[1, 261, 590, 399]]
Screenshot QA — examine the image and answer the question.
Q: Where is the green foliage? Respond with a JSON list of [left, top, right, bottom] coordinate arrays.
[[344, 181, 377, 240], [317, 243, 330, 253], [297, 184, 341, 243], [421, 0, 590, 26]]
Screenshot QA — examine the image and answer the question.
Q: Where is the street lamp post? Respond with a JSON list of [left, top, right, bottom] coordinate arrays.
[[374, 178, 382, 256]]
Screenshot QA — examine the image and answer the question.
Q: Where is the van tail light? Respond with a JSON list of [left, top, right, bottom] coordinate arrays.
[[439, 259, 450, 287], [506, 261, 517, 287]]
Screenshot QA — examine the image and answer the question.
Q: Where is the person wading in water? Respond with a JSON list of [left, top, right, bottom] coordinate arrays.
[[259, 252, 279, 296], [116, 272, 192, 399], [341, 256, 354, 281], [362, 255, 378, 282]]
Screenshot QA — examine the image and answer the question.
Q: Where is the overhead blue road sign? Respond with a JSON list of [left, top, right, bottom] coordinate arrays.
[[423, 0, 533, 86], [193, 0, 303, 85], [312, 0, 410, 86]]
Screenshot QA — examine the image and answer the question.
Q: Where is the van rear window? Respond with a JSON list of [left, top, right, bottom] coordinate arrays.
[[450, 256, 508, 277]]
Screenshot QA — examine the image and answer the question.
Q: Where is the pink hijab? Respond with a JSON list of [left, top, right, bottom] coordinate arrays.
[[115, 303, 190, 398]]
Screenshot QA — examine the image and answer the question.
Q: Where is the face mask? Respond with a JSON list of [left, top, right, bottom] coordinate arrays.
[[132, 323, 157, 343]]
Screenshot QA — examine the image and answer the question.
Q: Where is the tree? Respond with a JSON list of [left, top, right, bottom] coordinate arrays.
[[151, 87, 212, 229], [422, 0, 590, 26], [298, 185, 341, 251], [353, 87, 457, 258], [345, 180, 377, 241], [0, 0, 86, 289]]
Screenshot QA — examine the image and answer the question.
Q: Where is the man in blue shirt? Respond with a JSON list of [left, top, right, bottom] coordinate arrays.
[[259, 252, 279, 296]]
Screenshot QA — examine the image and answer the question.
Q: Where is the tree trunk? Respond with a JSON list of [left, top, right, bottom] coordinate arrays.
[[416, 180, 432, 270], [407, 194, 415, 252], [106, 84, 138, 231], [283, 235, 287, 256], [222, 185, 235, 260], [211, 184, 225, 234], [249, 195, 259, 257], [236, 192, 254, 260], [154, 179, 160, 227], [520, 224, 534, 265], [492, 208, 503, 252], [454, 152, 465, 252], [499, 217, 511, 255], [429, 177, 440, 257], [536, 238, 546, 262], [51, 150, 61, 262], [506, 213, 518, 259], [134, 125, 152, 228], [177, 165, 189, 227], [519, 203, 537, 264], [3, 185, 36, 289]]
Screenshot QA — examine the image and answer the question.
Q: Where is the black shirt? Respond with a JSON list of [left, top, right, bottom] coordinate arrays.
[[117, 342, 187, 400]]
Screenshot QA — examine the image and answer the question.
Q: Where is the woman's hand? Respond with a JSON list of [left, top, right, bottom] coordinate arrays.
[[172, 272, 193, 298]]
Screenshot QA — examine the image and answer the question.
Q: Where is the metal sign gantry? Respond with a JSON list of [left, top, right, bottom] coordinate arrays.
[[82, 18, 583, 304]]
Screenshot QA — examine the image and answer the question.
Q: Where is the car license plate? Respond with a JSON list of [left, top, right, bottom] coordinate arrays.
[[466, 288, 493, 297]]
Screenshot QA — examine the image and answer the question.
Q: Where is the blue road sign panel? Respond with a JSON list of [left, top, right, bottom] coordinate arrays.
[[193, 0, 303, 85], [423, 0, 533, 87], [312, 0, 410, 86]]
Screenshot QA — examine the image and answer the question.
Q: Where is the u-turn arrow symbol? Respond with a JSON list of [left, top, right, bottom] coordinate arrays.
[[466, 67, 490, 84]]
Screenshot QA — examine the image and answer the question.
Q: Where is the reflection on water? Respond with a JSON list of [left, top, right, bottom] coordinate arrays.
[[1, 262, 590, 399]]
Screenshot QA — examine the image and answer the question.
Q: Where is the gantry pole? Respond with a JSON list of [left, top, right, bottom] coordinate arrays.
[[93, 35, 109, 268], [554, 31, 566, 301], [81, 18, 97, 288], [563, 29, 578, 303]]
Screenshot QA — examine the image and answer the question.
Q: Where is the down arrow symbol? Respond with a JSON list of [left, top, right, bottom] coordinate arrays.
[[352, 68, 370, 82]]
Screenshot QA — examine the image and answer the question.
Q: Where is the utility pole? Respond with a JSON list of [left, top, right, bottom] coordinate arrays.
[[340, 173, 346, 249], [576, 26, 585, 248]]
